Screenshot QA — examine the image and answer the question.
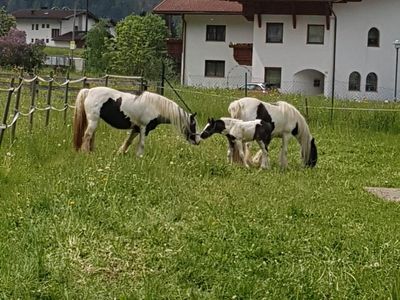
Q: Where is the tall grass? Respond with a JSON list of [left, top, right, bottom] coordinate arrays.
[[0, 86, 400, 298]]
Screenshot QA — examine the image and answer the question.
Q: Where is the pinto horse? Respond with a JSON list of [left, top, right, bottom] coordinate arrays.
[[73, 87, 200, 156], [200, 117, 274, 169], [228, 97, 317, 168]]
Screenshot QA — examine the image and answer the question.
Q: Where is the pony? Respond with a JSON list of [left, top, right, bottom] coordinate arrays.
[[228, 97, 317, 168], [73, 87, 200, 156], [200, 117, 274, 169]]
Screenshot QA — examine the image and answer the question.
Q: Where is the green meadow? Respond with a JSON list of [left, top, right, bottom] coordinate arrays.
[[0, 85, 400, 299]]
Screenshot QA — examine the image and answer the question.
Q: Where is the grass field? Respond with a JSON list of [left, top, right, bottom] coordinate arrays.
[[0, 86, 400, 299]]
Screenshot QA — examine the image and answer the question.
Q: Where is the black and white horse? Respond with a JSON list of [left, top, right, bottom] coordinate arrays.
[[73, 87, 200, 156], [200, 117, 273, 169], [228, 97, 317, 168]]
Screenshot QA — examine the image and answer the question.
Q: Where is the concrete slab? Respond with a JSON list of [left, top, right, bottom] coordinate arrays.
[[365, 187, 400, 202]]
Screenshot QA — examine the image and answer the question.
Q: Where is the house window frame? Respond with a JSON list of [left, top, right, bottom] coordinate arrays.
[[206, 25, 226, 42], [367, 27, 380, 47], [266, 23, 283, 44], [365, 72, 378, 92], [51, 28, 60, 38], [348, 71, 361, 91], [264, 67, 282, 89], [35, 24, 39, 30], [205, 60, 225, 78], [307, 24, 325, 45]]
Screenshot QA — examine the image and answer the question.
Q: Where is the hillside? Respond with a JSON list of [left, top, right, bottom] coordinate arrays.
[[3, 0, 161, 20]]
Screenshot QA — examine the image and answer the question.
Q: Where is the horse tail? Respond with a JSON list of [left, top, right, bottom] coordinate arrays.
[[73, 88, 90, 151]]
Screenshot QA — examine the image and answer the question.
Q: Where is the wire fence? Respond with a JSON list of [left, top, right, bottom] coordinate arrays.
[[0, 71, 146, 147], [1, 69, 400, 148]]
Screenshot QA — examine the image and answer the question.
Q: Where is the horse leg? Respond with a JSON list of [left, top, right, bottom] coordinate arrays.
[[135, 127, 146, 157], [226, 136, 235, 164], [279, 134, 291, 169], [256, 140, 269, 170], [244, 142, 252, 165], [236, 140, 249, 168], [81, 118, 98, 152], [118, 125, 140, 154]]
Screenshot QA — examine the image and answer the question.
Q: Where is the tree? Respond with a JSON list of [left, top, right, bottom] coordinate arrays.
[[84, 19, 111, 73], [0, 6, 16, 37], [108, 13, 167, 79], [0, 28, 46, 71]]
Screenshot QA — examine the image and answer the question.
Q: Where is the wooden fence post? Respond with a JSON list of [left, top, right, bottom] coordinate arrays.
[[45, 72, 53, 127], [28, 78, 37, 133], [63, 73, 70, 124], [11, 69, 23, 142], [0, 78, 15, 147], [104, 75, 109, 87]]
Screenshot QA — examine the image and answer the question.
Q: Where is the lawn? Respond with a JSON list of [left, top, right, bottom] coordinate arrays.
[[0, 86, 400, 299], [44, 46, 85, 58]]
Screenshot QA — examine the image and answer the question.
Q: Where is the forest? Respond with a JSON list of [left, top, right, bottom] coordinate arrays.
[[1, 0, 160, 20]]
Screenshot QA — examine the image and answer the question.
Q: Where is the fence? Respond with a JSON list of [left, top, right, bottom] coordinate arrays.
[[0, 71, 146, 147]]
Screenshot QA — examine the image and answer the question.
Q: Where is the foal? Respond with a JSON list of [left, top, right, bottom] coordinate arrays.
[[200, 117, 273, 169]]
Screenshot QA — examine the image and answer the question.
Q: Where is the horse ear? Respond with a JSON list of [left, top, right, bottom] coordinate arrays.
[[192, 112, 197, 117], [211, 117, 215, 123]]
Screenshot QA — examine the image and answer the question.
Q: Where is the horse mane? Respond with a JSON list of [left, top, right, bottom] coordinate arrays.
[[137, 91, 190, 135], [276, 101, 313, 164]]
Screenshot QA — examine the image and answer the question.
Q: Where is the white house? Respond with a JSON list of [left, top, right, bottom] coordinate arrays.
[[12, 8, 104, 48], [154, 0, 400, 101]]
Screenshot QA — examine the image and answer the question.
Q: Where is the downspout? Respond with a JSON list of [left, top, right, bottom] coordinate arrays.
[[181, 15, 187, 85], [330, 3, 337, 122]]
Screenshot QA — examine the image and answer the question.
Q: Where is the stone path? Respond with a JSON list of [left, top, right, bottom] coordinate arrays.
[[364, 187, 400, 202]]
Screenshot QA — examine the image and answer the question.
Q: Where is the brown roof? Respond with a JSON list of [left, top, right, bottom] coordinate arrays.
[[12, 9, 98, 21], [153, 0, 243, 15], [52, 31, 86, 41]]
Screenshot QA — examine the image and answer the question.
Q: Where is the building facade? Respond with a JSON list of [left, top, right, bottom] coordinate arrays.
[[154, 0, 400, 100], [12, 9, 99, 48]]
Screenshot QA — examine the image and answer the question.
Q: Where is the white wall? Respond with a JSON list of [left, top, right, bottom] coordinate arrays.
[[252, 15, 333, 95], [184, 15, 253, 88], [334, 0, 400, 100], [16, 19, 61, 47]]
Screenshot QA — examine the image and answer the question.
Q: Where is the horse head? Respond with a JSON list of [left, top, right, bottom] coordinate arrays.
[[306, 137, 318, 167], [200, 117, 226, 140], [186, 113, 200, 145]]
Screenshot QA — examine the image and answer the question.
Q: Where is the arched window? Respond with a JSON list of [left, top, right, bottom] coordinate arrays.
[[368, 28, 379, 47], [348, 72, 361, 91], [366, 73, 378, 92]]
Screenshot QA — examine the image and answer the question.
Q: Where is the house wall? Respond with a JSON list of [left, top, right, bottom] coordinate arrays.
[[184, 14, 253, 88], [16, 15, 97, 48], [334, 0, 400, 100], [61, 15, 96, 34], [251, 14, 333, 95], [16, 18, 61, 47]]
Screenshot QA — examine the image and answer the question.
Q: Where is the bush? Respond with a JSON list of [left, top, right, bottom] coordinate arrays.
[[0, 28, 46, 72]]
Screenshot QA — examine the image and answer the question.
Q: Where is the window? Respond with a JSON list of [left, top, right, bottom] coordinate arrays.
[[313, 79, 321, 87], [46, 38, 49, 43], [266, 23, 283, 43], [46, 24, 50, 28], [31, 24, 34, 30], [264, 67, 282, 88], [205, 60, 225, 77], [35, 24, 39, 30], [206, 25, 226, 42], [366, 73, 378, 92], [42, 24, 45, 28], [348, 72, 361, 91], [31, 38, 34, 43], [307, 25, 324, 44], [51, 29, 60, 38], [367, 28, 379, 47], [74, 25, 79, 32]]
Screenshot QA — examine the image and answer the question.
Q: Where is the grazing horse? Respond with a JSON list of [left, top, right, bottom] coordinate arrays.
[[228, 97, 317, 168], [73, 87, 200, 156], [200, 117, 274, 169]]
